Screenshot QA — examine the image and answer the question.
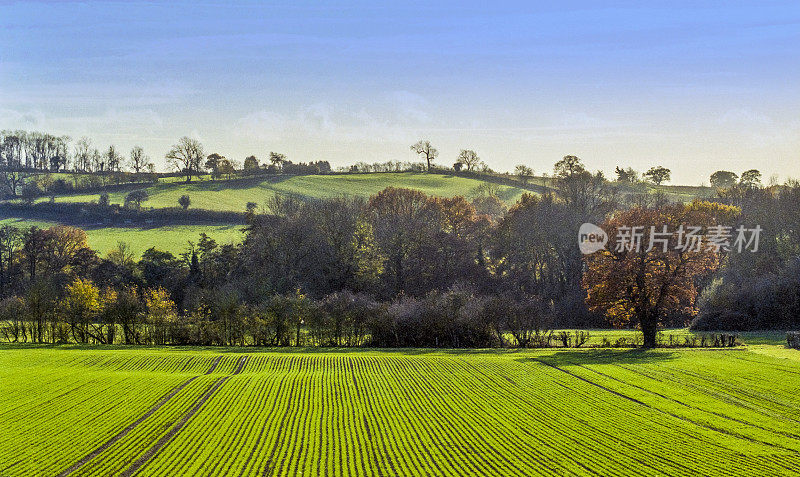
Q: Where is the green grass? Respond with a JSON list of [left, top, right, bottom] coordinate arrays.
[[34, 172, 528, 212], [0, 217, 244, 257], [548, 328, 788, 347], [1, 345, 798, 476]]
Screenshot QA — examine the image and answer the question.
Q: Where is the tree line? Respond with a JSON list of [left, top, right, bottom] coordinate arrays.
[[1, 151, 797, 347]]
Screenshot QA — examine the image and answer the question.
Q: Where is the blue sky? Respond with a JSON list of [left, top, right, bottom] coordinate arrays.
[[1, 1, 798, 182]]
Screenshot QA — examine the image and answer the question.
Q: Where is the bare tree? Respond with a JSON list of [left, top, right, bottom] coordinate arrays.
[[73, 137, 92, 172], [166, 137, 204, 182], [456, 149, 481, 171], [129, 146, 151, 174], [91, 148, 104, 173], [410, 140, 438, 171], [105, 145, 122, 172], [0, 170, 27, 197]]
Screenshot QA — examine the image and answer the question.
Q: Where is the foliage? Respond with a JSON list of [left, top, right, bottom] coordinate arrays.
[[584, 201, 739, 347]]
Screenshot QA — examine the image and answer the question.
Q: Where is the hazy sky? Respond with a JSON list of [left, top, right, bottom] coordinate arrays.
[[1, 1, 798, 183]]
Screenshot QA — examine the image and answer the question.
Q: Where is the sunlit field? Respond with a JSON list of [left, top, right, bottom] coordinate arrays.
[[0, 217, 243, 257], [2, 344, 798, 476], [32, 173, 529, 212]]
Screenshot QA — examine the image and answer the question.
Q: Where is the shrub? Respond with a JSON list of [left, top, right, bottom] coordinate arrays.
[[788, 332, 800, 349], [124, 189, 149, 209], [178, 194, 191, 210]]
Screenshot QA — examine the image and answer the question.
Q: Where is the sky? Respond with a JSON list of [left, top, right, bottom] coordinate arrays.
[[1, 0, 798, 184]]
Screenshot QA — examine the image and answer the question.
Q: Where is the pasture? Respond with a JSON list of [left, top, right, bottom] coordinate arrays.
[[34, 173, 528, 212], [2, 344, 798, 476], [0, 217, 243, 257]]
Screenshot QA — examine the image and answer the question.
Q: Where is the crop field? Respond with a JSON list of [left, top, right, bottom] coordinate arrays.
[[33, 173, 528, 212], [1, 345, 799, 476]]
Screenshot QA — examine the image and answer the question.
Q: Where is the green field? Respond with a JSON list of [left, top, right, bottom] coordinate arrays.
[[2, 343, 798, 476], [0, 218, 243, 257], [35, 173, 528, 212]]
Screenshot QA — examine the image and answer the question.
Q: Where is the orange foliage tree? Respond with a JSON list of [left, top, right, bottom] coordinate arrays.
[[583, 201, 739, 347]]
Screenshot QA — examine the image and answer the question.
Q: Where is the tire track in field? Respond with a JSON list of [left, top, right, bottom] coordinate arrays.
[[533, 358, 799, 454], [56, 356, 228, 477], [120, 356, 248, 477], [573, 362, 800, 442]]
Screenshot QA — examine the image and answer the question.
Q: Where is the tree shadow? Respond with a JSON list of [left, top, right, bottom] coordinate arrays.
[[515, 348, 678, 367]]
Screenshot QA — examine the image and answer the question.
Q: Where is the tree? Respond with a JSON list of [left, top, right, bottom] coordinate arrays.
[[514, 164, 533, 184], [166, 137, 204, 182], [243, 155, 259, 174], [0, 170, 28, 197], [124, 190, 149, 209], [268, 152, 287, 170], [204, 153, 223, 180], [644, 166, 671, 185], [583, 201, 739, 347], [552, 156, 610, 218], [217, 158, 235, 179], [553, 155, 585, 178], [73, 137, 92, 171], [456, 149, 481, 171], [710, 170, 738, 189], [615, 166, 639, 183], [105, 145, 122, 172], [178, 194, 191, 210], [20, 182, 41, 205], [410, 140, 438, 171], [740, 169, 762, 189], [129, 146, 151, 174], [60, 278, 101, 343]]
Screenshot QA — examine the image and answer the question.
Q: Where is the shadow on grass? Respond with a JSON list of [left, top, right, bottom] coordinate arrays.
[[515, 348, 679, 367], [0, 343, 522, 356]]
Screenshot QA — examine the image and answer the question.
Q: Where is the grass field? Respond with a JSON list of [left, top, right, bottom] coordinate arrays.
[[0, 217, 244, 257], [1, 343, 798, 476], [34, 173, 528, 212]]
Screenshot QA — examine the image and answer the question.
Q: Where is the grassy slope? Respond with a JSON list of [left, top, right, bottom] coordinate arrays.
[[36, 172, 528, 212], [1, 345, 798, 476], [4, 173, 527, 257], [0, 217, 243, 257], [3, 172, 716, 257]]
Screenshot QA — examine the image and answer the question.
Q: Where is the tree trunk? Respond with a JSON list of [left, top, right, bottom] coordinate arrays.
[[641, 315, 658, 348]]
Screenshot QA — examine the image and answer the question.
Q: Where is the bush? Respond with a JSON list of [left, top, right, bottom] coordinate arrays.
[[124, 189, 149, 209], [788, 332, 800, 349], [178, 194, 191, 210]]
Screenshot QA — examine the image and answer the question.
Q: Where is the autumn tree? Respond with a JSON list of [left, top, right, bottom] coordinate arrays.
[[60, 278, 101, 343], [367, 187, 433, 295], [166, 137, 204, 182], [583, 201, 739, 347], [410, 140, 438, 171]]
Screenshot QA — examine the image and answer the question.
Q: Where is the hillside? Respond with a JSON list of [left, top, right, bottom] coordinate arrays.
[[1, 172, 532, 256], [32, 172, 530, 212], [1, 172, 716, 257]]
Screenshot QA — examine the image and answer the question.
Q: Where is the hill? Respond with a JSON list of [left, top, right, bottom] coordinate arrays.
[[33, 172, 530, 212], [0, 171, 715, 257]]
